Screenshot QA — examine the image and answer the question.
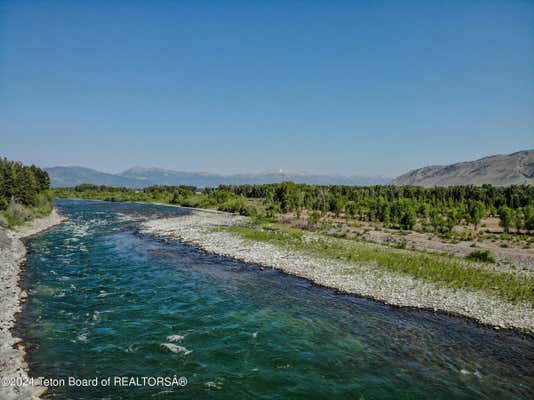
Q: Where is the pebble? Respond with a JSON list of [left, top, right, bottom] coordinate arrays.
[[0, 210, 65, 400]]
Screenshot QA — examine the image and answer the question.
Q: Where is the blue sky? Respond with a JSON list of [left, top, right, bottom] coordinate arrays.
[[1, 0, 533, 176]]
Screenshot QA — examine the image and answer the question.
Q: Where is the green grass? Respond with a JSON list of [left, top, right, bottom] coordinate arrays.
[[227, 225, 534, 306]]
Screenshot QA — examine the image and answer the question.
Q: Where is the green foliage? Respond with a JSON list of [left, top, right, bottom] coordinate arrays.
[[0, 157, 50, 207], [467, 200, 486, 229], [524, 206, 534, 231], [394, 240, 407, 249], [308, 211, 321, 226], [498, 206, 514, 233], [55, 181, 534, 234], [0, 157, 52, 227], [399, 204, 417, 230], [274, 181, 301, 213], [54, 184, 257, 216], [344, 201, 357, 219], [465, 250, 496, 264]]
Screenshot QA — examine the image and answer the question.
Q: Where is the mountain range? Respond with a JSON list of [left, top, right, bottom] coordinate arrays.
[[45, 166, 391, 188], [45, 149, 534, 188]]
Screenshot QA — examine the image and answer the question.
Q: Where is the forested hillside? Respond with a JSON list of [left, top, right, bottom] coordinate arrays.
[[0, 157, 53, 227]]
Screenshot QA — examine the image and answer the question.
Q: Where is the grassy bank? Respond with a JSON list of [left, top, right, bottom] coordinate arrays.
[[0, 157, 53, 228], [227, 224, 534, 306], [0, 193, 53, 228]]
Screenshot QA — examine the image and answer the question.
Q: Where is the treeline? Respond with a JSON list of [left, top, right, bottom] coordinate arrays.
[[0, 157, 52, 227], [219, 182, 534, 233], [220, 183, 534, 210], [54, 182, 534, 235]]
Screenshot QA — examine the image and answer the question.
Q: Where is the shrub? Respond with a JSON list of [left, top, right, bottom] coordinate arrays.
[[394, 240, 407, 249], [308, 211, 321, 226], [0, 197, 8, 211], [3, 200, 32, 227], [218, 196, 248, 215], [465, 250, 496, 264]]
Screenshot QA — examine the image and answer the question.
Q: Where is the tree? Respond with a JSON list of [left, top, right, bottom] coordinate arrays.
[[308, 211, 321, 226], [524, 206, 534, 233], [498, 206, 513, 233], [382, 205, 391, 227], [14, 167, 38, 206], [400, 206, 417, 230], [345, 201, 357, 219], [430, 210, 448, 234], [330, 195, 344, 217], [514, 209, 524, 234], [30, 165, 50, 192], [274, 181, 299, 213], [467, 200, 486, 231]]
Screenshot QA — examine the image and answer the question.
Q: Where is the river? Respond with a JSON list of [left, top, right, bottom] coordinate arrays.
[[19, 199, 534, 399]]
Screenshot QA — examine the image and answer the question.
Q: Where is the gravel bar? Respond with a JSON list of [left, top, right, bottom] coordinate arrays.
[[0, 210, 65, 400], [141, 210, 534, 334]]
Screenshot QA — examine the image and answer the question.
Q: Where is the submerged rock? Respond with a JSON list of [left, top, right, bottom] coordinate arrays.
[[160, 343, 192, 355]]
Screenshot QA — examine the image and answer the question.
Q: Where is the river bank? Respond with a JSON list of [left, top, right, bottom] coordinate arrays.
[[0, 209, 65, 400], [140, 210, 534, 334]]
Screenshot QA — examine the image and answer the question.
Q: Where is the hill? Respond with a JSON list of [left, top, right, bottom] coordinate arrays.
[[392, 150, 534, 187], [45, 166, 145, 188]]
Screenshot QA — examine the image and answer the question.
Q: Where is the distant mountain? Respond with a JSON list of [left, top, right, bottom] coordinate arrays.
[[392, 150, 534, 187], [45, 166, 145, 188], [119, 167, 391, 187], [47, 166, 391, 188]]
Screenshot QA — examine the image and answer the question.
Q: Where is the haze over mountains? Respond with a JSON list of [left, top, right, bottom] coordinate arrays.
[[45, 150, 534, 188], [46, 166, 391, 188]]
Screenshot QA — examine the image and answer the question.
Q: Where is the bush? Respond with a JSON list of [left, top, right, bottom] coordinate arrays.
[[0, 197, 8, 211], [465, 250, 496, 264], [308, 211, 321, 226], [394, 240, 407, 249], [218, 196, 248, 215], [3, 200, 32, 227]]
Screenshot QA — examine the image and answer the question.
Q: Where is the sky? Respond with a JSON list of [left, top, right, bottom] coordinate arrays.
[[1, 0, 533, 177]]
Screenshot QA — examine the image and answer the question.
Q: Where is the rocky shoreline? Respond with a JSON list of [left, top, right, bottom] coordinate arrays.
[[141, 210, 534, 334], [0, 210, 65, 400]]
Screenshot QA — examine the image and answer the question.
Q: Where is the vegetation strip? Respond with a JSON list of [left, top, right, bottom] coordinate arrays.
[[227, 225, 534, 306]]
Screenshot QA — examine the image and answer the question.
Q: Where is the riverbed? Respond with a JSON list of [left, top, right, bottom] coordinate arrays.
[[20, 199, 534, 399]]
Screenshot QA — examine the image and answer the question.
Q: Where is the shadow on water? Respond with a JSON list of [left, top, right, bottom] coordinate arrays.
[[17, 199, 534, 400]]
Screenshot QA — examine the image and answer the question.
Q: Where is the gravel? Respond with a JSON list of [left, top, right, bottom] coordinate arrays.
[[0, 210, 65, 400], [141, 210, 534, 334]]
